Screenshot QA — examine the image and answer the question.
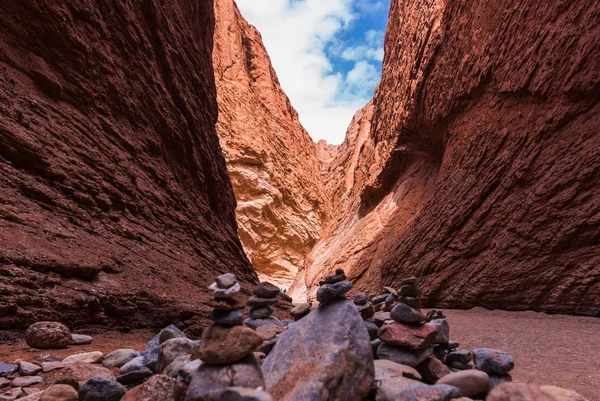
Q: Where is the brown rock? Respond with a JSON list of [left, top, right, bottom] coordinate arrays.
[[436, 370, 489, 397], [416, 357, 452, 384], [207, 293, 246, 311], [39, 384, 78, 401], [256, 325, 285, 341], [292, 0, 600, 315], [374, 359, 422, 381], [213, 0, 328, 291], [198, 324, 263, 364], [378, 322, 437, 349], [487, 383, 590, 401], [0, 0, 255, 331], [55, 364, 115, 390], [24, 322, 71, 350], [61, 352, 104, 365], [122, 375, 186, 401]]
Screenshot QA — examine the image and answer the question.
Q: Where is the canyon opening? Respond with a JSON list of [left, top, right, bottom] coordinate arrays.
[[0, 0, 598, 400]]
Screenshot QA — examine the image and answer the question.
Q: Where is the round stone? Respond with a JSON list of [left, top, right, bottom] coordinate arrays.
[[210, 309, 244, 326], [253, 282, 280, 298], [353, 293, 368, 305], [198, 325, 263, 365], [473, 348, 514, 374], [78, 377, 127, 401], [249, 306, 273, 320], [25, 322, 71, 349], [39, 384, 78, 401], [390, 303, 425, 324], [215, 273, 237, 289], [71, 334, 93, 345], [436, 370, 490, 397]]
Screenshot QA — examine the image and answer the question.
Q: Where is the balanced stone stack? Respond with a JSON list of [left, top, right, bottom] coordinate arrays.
[[316, 268, 353, 305], [245, 282, 284, 329], [353, 293, 375, 320]]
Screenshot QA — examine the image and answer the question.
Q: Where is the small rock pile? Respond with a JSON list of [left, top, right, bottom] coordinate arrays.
[[245, 282, 285, 330], [316, 268, 353, 305]]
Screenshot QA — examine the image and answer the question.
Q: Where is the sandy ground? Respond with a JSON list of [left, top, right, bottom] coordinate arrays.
[[1, 308, 599, 399]]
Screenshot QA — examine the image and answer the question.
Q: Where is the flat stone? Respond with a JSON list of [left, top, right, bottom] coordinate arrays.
[[399, 285, 422, 298], [399, 296, 422, 309], [71, 334, 93, 345], [390, 303, 425, 324], [247, 296, 278, 308], [377, 343, 433, 367], [316, 280, 353, 304], [56, 364, 115, 390], [11, 376, 42, 387], [0, 388, 22, 400], [378, 322, 437, 349], [185, 356, 264, 401], [416, 357, 452, 384], [253, 282, 280, 298], [39, 384, 78, 401], [371, 294, 388, 305], [79, 377, 127, 401], [122, 375, 185, 401], [208, 282, 240, 299], [437, 370, 489, 397], [473, 348, 514, 374], [102, 349, 140, 368], [220, 387, 273, 401], [248, 306, 273, 320], [489, 373, 512, 391], [290, 303, 311, 320], [198, 324, 263, 365], [216, 273, 237, 289], [18, 361, 41, 376], [116, 367, 154, 385], [353, 293, 368, 305], [208, 293, 246, 311], [487, 383, 588, 401], [375, 359, 422, 381], [244, 317, 284, 330], [0, 364, 17, 377], [62, 351, 104, 365], [447, 350, 471, 364], [256, 324, 284, 341], [210, 309, 244, 326], [400, 277, 418, 285], [119, 356, 146, 374], [41, 362, 64, 373], [156, 338, 199, 373], [427, 318, 450, 344], [25, 322, 71, 350], [262, 299, 373, 401]]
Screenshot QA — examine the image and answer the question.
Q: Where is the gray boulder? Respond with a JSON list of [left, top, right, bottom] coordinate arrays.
[[262, 299, 374, 401]]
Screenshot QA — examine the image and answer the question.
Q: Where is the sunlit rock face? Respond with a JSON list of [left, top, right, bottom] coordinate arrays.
[[295, 0, 600, 315], [213, 0, 329, 290]]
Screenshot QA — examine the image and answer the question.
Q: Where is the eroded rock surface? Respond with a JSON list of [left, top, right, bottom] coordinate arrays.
[[295, 0, 600, 315], [213, 0, 328, 290]]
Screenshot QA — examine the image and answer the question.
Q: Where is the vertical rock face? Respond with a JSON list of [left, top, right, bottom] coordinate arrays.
[[212, 0, 328, 290], [0, 0, 255, 329], [298, 0, 600, 314]]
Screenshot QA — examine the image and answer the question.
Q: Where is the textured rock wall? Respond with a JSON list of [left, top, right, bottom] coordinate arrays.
[[0, 0, 259, 331], [213, 0, 328, 290], [297, 0, 600, 314]]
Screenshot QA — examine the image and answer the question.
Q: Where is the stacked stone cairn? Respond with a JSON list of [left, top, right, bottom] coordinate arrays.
[[245, 282, 285, 329], [316, 268, 353, 305]]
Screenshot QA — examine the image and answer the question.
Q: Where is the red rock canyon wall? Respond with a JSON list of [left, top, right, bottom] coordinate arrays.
[[0, 0, 258, 331], [297, 0, 600, 315]]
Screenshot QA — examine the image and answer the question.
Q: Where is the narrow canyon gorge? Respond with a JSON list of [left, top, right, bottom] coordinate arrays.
[[0, 0, 598, 337]]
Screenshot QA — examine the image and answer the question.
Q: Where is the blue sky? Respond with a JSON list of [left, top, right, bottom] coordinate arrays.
[[236, 0, 390, 144]]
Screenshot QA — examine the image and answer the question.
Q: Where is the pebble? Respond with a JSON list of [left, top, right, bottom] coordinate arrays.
[[24, 322, 72, 350], [18, 361, 41, 376], [416, 357, 452, 384], [473, 348, 515, 375], [353, 293, 368, 305], [116, 367, 154, 385], [247, 296, 278, 307], [102, 349, 140, 368], [248, 306, 273, 320], [11, 376, 42, 387], [399, 285, 422, 298], [377, 343, 433, 367], [253, 282, 280, 298], [216, 273, 237, 289], [78, 377, 127, 401], [198, 324, 263, 365], [316, 280, 353, 304], [39, 384, 78, 401], [41, 362, 64, 373], [208, 282, 241, 299], [0, 364, 17, 377], [210, 309, 244, 326], [71, 334, 93, 345], [371, 339, 382, 354], [437, 370, 489, 396], [62, 351, 104, 365], [427, 318, 450, 344], [390, 303, 425, 323]]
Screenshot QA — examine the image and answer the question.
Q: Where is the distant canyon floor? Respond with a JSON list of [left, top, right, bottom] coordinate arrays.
[[1, 308, 598, 400]]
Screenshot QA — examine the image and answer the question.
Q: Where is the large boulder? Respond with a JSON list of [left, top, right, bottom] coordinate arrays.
[[185, 355, 265, 401], [25, 322, 71, 349], [262, 300, 374, 401], [487, 383, 589, 401]]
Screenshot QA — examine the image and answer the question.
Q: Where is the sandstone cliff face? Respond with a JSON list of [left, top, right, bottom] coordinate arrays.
[[297, 0, 600, 315], [0, 0, 258, 331], [212, 0, 328, 290]]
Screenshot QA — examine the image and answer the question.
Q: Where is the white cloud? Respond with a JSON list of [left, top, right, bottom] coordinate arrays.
[[236, 0, 382, 145]]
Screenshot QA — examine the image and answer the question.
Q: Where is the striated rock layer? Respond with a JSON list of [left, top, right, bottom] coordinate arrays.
[[296, 0, 600, 314], [212, 0, 328, 290], [0, 0, 259, 330]]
